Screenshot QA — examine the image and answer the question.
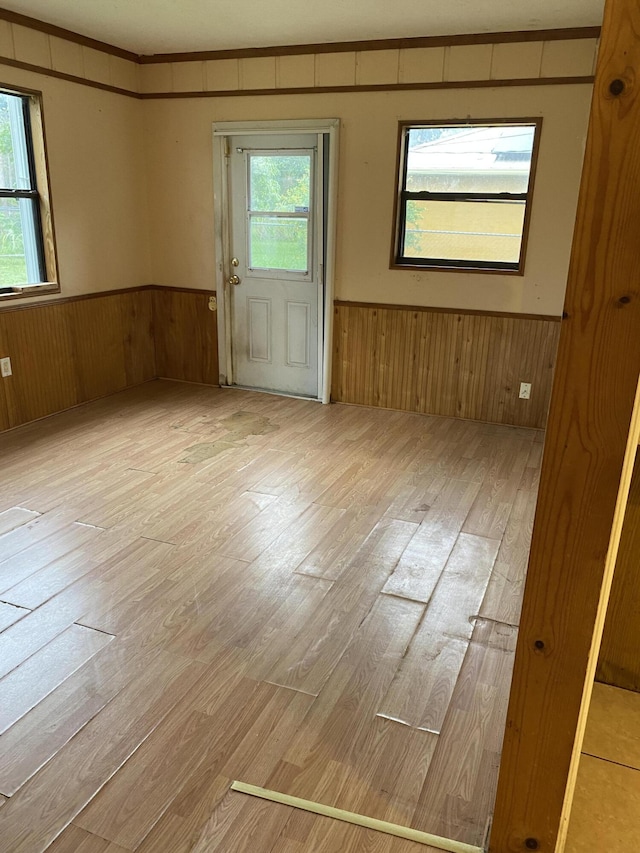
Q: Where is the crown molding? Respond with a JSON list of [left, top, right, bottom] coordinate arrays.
[[0, 8, 600, 66], [138, 26, 601, 64], [0, 7, 138, 61]]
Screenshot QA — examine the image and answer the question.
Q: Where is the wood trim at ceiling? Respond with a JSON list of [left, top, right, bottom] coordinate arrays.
[[0, 7, 138, 62], [140, 76, 596, 100], [0, 54, 595, 99], [0, 8, 601, 66], [0, 285, 215, 314], [139, 26, 602, 63], [0, 56, 138, 98], [333, 300, 561, 323]]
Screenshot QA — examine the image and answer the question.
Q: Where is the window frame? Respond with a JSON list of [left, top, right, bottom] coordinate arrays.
[[390, 117, 543, 276], [0, 82, 59, 300]]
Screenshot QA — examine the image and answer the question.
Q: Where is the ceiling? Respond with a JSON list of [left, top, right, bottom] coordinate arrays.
[[1, 0, 605, 56]]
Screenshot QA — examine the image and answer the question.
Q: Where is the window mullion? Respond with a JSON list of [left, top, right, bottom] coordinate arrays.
[[404, 191, 529, 202], [0, 189, 39, 198]]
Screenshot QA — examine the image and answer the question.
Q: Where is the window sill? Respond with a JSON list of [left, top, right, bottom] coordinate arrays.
[[0, 283, 61, 301], [390, 262, 524, 276]]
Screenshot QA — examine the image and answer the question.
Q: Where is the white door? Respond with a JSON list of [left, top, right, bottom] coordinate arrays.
[[227, 133, 321, 398]]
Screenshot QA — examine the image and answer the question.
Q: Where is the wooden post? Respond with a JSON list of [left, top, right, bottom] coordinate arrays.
[[490, 1, 640, 851]]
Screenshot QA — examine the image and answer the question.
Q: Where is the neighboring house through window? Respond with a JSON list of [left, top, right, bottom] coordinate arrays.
[[391, 119, 542, 274], [0, 84, 58, 298]]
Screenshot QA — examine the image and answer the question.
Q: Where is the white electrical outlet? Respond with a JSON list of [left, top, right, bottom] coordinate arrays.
[[519, 382, 531, 400], [0, 357, 12, 378]]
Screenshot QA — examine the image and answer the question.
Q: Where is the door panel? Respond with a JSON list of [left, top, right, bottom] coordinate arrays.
[[228, 133, 320, 397], [287, 301, 310, 367], [248, 298, 271, 363]]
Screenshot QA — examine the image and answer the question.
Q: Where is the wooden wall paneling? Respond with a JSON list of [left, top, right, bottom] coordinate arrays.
[[331, 303, 560, 429], [153, 289, 218, 385], [362, 304, 376, 408], [480, 316, 509, 425], [68, 295, 130, 402], [0, 287, 220, 433], [0, 387, 9, 432], [0, 319, 10, 432], [597, 449, 640, 691], [67, 291, 156, 402], [428, 311, 444, 414], [457, 313, 482, 419], [0, 302, 78, 428], [121, 289, 156, 387], [490, 0, 640, 849]]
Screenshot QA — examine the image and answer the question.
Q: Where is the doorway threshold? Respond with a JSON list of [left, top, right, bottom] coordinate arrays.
[[225, 383, 320, 402]]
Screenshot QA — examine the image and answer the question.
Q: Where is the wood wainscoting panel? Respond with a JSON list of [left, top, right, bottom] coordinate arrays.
[[0, 300, 78, 429], [331, 302, 561, 429], [0, 287, 219, 432], [153, 288, 218, 385], [0, 289, 155, 431]]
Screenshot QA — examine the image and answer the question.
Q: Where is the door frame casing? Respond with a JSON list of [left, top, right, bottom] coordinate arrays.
[[212, 118, 340, 403]]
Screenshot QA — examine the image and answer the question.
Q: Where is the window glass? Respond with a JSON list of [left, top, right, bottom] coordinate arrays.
[[249, 155, 311, 213], [249, 216, 308, 271], [394, 122, 539, 272], [404, 199, 526, 264], [0, 89, 51, 290], [248, 152, 312, 273]]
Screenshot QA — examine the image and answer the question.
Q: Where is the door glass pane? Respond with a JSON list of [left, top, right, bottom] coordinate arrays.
[[404, 199, 526, 264], [249, 216, 308, 272], [406, 126, 535, 195], [249, 155, 311, 213]]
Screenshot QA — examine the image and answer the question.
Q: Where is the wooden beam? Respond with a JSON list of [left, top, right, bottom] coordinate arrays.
[[490, 1, 640, 851]]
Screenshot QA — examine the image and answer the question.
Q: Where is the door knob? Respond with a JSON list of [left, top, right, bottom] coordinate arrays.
[[228, 274, 241, 286]]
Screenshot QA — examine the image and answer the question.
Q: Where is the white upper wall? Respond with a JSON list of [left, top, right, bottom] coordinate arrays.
[[0, 20, 597, 315], [143, 84, 591, 317], [0, 66, 151, 301]]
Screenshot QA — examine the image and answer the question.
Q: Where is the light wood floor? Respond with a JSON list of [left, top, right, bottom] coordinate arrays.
[[0, 380, 541, 853], [566, 682, 640, 852]]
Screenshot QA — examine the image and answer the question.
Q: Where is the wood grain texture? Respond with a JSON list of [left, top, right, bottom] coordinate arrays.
[[582, 681, 640, 771], [153, 288, 218, 385], [0, 624, 113, 735], [0, 507, 40, 536], [0, 602, 31, 632], [0, 290, 155, 430], [229, 782, 484, 853], [331, 304, 560, 429], [597, 450, 640, 691], [0, 287, 219, 431], [0, 381, 542, 851], [490, 1, 640, 850]]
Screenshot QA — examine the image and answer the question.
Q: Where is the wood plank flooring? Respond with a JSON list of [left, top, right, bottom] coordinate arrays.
[[0, 380, 542, 852]]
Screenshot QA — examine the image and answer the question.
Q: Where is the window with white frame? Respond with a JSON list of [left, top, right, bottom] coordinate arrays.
[[392, 119, 542, 274], [0, 85, 58, 297]]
